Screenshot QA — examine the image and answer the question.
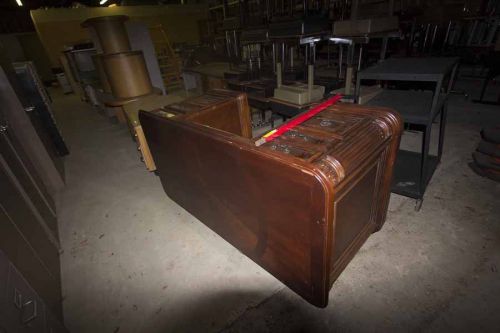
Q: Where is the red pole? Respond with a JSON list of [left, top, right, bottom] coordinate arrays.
[[255, 94, 343, 146]]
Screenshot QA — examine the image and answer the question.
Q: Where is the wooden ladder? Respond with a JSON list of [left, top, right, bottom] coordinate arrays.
[[148, 24, 183, 91]]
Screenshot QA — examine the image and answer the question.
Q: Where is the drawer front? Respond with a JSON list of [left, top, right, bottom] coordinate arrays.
[[0, 130, 58, 238], [4, 264, 46, 332], [0, 157, 60, 280]]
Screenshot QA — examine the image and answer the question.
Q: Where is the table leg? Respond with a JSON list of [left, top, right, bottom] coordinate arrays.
[[272, 43, 276, 73], [327, 41, 331, 67], [419, 124, 432, 199], [338, 44, 343, 78], [345, 43, 355, 95], [355, 69, 361, 104], [357, 45, 363, 71], [446, 63, 459, 93], [437, 102, 448, 162], [380, 37, 388, 60], [430, 78, 443, 112], [477, 74, 492, 102]]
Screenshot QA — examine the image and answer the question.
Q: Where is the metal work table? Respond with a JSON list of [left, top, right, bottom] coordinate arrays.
[[356, 57, 459, 209]]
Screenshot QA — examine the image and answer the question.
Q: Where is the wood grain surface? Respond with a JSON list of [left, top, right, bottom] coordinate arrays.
[[140, 90, 402, 307]]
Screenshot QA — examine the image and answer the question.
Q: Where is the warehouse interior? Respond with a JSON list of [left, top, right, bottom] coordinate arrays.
[[0, 0, 499, 332]]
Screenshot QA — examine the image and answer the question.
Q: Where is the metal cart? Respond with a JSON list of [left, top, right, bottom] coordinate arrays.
[[356, 57, 459, 210]]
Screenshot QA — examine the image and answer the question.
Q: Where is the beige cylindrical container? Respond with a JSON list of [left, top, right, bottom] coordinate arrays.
[[102, 51, 153, 99], [92, 54, 112, 93], [81, 15, 131, 54]]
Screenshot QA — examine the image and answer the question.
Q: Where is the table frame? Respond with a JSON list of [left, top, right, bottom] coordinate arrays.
[[355, 57, 459, 209]]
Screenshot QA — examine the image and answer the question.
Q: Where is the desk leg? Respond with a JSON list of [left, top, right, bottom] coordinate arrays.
[[135, 125, 156, 172]]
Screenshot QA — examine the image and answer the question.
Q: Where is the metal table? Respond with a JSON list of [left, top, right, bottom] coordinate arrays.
[[356, 57, 459, 209]]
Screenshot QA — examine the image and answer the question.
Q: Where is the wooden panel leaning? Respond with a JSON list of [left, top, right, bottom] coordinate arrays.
[[140, 90, 402, 307]]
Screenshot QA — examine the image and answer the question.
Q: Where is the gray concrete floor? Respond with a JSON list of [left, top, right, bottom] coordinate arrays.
[[52, 78, 500, 333]]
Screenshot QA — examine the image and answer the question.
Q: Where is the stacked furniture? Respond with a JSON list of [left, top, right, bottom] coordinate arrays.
[[331, 16, 400, 98], [270, 63, 325, 118], [62, 44, 98, 104], [240, 26, 271, 77], [81, 15, 155, 102], [81, 15, 185, 171]]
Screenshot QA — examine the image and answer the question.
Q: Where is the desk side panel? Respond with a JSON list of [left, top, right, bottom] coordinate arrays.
[[140, 111, 330, 307]]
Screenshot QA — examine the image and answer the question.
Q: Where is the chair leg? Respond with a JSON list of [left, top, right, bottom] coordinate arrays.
[[437, 104, 448, 163]]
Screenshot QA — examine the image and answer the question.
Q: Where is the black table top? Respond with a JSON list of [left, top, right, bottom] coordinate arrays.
[[359, 57, 459, 82]]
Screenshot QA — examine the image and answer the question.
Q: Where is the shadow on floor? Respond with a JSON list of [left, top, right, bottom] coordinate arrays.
[[136, 289, 327, 333]]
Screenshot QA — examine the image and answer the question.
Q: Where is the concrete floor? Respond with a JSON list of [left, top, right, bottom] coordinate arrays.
[[52, 78, 500, 333]]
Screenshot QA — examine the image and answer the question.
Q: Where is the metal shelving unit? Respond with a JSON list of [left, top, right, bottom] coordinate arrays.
[[365, 90, 446, 203], [356, 57, 459, 210]]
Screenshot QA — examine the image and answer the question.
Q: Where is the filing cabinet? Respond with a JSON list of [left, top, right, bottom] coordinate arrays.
[[3, 264, 46, 332], [0, 251, 68, 333]]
